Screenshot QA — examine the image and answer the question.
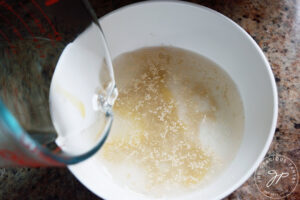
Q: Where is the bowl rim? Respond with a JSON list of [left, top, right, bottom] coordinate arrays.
[[68, 1, 278, 199]]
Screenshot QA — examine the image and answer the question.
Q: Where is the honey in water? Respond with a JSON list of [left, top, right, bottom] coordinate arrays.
[[99, 47, 244, 197]]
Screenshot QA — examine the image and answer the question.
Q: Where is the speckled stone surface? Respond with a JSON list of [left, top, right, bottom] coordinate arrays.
[[0, 0, 299, 199]]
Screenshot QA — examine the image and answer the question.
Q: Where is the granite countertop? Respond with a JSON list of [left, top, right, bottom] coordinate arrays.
[[0, 0, 299, 199]]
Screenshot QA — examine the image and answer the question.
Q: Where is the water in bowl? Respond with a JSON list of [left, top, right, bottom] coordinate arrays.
[[98, 46, 244, 197]]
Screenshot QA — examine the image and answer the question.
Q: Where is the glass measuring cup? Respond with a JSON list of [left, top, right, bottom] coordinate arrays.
[[0, 0, 117, 166]]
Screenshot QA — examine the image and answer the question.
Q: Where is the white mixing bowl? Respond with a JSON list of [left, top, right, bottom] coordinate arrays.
[[68, 1, 278, 199]]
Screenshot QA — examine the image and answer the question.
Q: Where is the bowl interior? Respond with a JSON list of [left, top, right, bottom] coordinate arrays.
[[68, 2, 277, 200]]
